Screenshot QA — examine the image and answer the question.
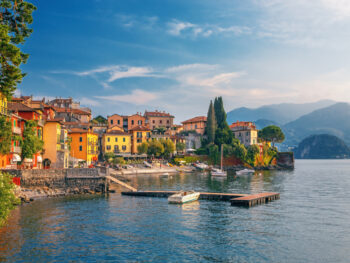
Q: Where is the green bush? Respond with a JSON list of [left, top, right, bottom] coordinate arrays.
[[0, 173, 20, 227]]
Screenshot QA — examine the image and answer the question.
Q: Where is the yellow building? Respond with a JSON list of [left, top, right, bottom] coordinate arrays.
[[129, 125, 151, 154], [43, 119, 69, 168], [69, 128, 98, 166], [102, 130, 131, 155], [0, 92, 8, 115]]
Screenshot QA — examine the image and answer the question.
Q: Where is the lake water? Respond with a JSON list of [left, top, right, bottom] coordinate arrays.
[[1, 160, 350, 262]]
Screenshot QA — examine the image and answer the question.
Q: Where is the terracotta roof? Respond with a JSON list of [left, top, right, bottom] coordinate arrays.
[[144, 111, 174, 118], [53, 107, 91, 115], [182, 116, 207, 124], [8, 102, 36, 112], [230, 121, 256, 130], [69, 128, 89, 133], [105, 130, 131, 136], [129, 125, 151, 131], [64, 121, 90, 126], [46, 118, 65, 124]]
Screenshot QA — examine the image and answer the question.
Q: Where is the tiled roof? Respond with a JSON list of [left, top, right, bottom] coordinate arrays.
[[69, 128, 89, 133], [182, 116, 207, 124], [105, 130, 131, 136], [129, 125, 151, 131], [144, 111, 174, 117], [230, 121, 257, 130], [46, 118, 65, 124], [8, 102, 36, 112], [53, 107, 91, 115]]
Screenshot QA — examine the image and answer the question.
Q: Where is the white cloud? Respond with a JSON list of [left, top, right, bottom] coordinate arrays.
[[79, 97, 101, 107], [95, 89, 159, 105], [167, 20, 195, 36], [108, 66, 155, 82]]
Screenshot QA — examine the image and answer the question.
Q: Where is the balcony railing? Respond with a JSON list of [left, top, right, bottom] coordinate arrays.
[[12, 126, 21, 134], [11, 146, 22, 154]]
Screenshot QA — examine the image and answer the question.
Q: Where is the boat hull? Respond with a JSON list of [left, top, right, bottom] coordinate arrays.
[[168, 192, 200, 204]]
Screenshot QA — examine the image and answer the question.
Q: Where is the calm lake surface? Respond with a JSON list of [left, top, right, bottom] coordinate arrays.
[[1, 160, 350, 262]]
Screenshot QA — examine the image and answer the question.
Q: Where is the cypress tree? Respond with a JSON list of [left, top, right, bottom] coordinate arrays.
[[206, 100, 217, 143], [214, 96, 229, 129]]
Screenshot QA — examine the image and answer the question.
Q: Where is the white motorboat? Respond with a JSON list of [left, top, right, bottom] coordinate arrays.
[[194, 163, 209, 170], [211, 145, 227, 177], [236, 168, 255, 175], [168, 191, 200, 204]]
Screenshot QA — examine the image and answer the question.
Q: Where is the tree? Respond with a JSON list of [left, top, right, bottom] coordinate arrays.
[[214, 96, 229, 129], [161, 139, 175, 158], [0, 115, 12, 154], [0, 172, 20, 227], [147, 140, 164, 157], [246, 145, 260, 165], [92, 115, 107, 124], [137, 142, 148, 154], [205, 100, 217, 143], [176, 142, 185, 153], [208, 144, 219, 165], [22, 120, 43, 159], [1, 0, 37, 99], [104, 152, 115, 163], [258, 125, 285, 146], [232, 142, 247, 161]]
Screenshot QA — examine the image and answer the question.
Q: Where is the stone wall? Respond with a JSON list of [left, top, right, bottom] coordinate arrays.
[[276, 152, 294, 169], [4, 168, 107, 193]]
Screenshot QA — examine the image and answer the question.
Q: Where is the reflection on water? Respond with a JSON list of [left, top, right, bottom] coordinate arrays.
[[1, 160, 350, 262]]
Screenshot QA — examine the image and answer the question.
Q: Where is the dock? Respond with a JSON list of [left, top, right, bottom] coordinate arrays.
[[121, 191, 280, 207]]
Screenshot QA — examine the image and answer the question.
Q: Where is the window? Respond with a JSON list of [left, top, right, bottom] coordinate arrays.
[[79, 146, 83, 151], [167, 120, 170, 124], [111, 120, 113, 124], [138, 120, 142, 125], [131, 120, 134, 125], [115, 137, 118, 142], [107, 137, 110, 142], [123, 137, 126, 142], [137, 132, 142, 138], [114, 145, 119, 152], [79, 137, 83, 142], [106, 145, 111, 150], [117, 120, 120, 125], [246, 132, 249, 136], [147, 132, 151, 138], [122, 145, 126, 151], [195, 124, 197, 129], [159, 120, 162, 124], [152, 120, 155, 124], [137, 138, 142, 143]]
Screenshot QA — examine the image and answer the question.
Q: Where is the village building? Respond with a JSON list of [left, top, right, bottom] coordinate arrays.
[[102, 130, 131, 155], [230, 121, 258, 146], [43, 119, 69, 168], [144, 110, 174, 130], [69, 128, 99, 166], [107, 113, 147, 132], [129, 125, 151, 154], [181, 116, 207, 135]]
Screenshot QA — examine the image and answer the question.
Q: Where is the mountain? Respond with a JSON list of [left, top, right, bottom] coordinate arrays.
[[254, 119, 278, 130], [226, 100, 335, 125], [294, 134, 350, 159], [283, 103, 350, 145]]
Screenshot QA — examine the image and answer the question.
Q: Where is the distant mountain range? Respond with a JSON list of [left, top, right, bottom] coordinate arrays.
[[226, 100, 350, 147], [227, 100, 335, 125], [294, 134, 350, 159]]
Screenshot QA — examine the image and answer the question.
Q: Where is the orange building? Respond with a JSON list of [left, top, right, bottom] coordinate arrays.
[[69, 128, 98, 166], [182, 116, 207, 135], [107, 113, 147, 132], [144, 110, 174, 130], [129, 125, 151, 153]]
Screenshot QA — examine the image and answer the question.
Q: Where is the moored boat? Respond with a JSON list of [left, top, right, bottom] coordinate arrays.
[[168, 191, 200, 204], [211, 168, 227, 176], [236, 168, 255, 175]]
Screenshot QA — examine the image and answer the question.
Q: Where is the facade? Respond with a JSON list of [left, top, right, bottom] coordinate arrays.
[[102, 130, 131, 155], [182, 116, 207, 135], [144, 110, 174, 130], [230, 121, 258, 146], [107, 113, 147, 132], [7, 102, 44, 168], [43, 119, 69, 168], [69, 129, 99, 166], [129, 125, 151, 154]]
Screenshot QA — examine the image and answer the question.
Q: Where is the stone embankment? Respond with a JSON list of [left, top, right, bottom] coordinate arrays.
[[5, 168, 109, 202]]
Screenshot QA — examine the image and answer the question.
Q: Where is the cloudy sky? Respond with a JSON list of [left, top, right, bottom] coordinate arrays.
[[19, 0, 350, 122]]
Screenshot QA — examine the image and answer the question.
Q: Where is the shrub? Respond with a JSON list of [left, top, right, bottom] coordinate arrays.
[[0, 173, 20, 227]]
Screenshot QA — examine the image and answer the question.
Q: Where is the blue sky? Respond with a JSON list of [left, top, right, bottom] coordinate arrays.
[[19, 0, 350, 122]]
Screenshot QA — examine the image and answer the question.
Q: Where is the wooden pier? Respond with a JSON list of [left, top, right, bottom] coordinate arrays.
[[121, 191, 280, 207]]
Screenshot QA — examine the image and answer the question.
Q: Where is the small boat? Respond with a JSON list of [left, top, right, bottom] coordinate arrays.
[[211, 168, 227, 176], [168, 191, 200, 204], [236, 168, 255, 175], [194, 162, 209, 170], [162, 172, 170, 176], [211, 145, 227, 177]]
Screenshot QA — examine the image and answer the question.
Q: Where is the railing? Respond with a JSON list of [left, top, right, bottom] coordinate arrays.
[[11, 146, 22, 154], [12, 126, 22, 134]]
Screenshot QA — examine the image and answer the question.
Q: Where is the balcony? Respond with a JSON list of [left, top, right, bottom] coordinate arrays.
[[11, 146, 22, 154], [12, 126, 21, 134]]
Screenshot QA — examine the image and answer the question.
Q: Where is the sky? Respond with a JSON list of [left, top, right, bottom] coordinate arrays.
[[18, 0, 350, 122]]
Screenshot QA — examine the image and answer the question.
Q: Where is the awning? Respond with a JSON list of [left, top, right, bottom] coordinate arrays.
[[37, 156, 43, 162], [23, 158, 33, 163], [12, 154, 21, 162]]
